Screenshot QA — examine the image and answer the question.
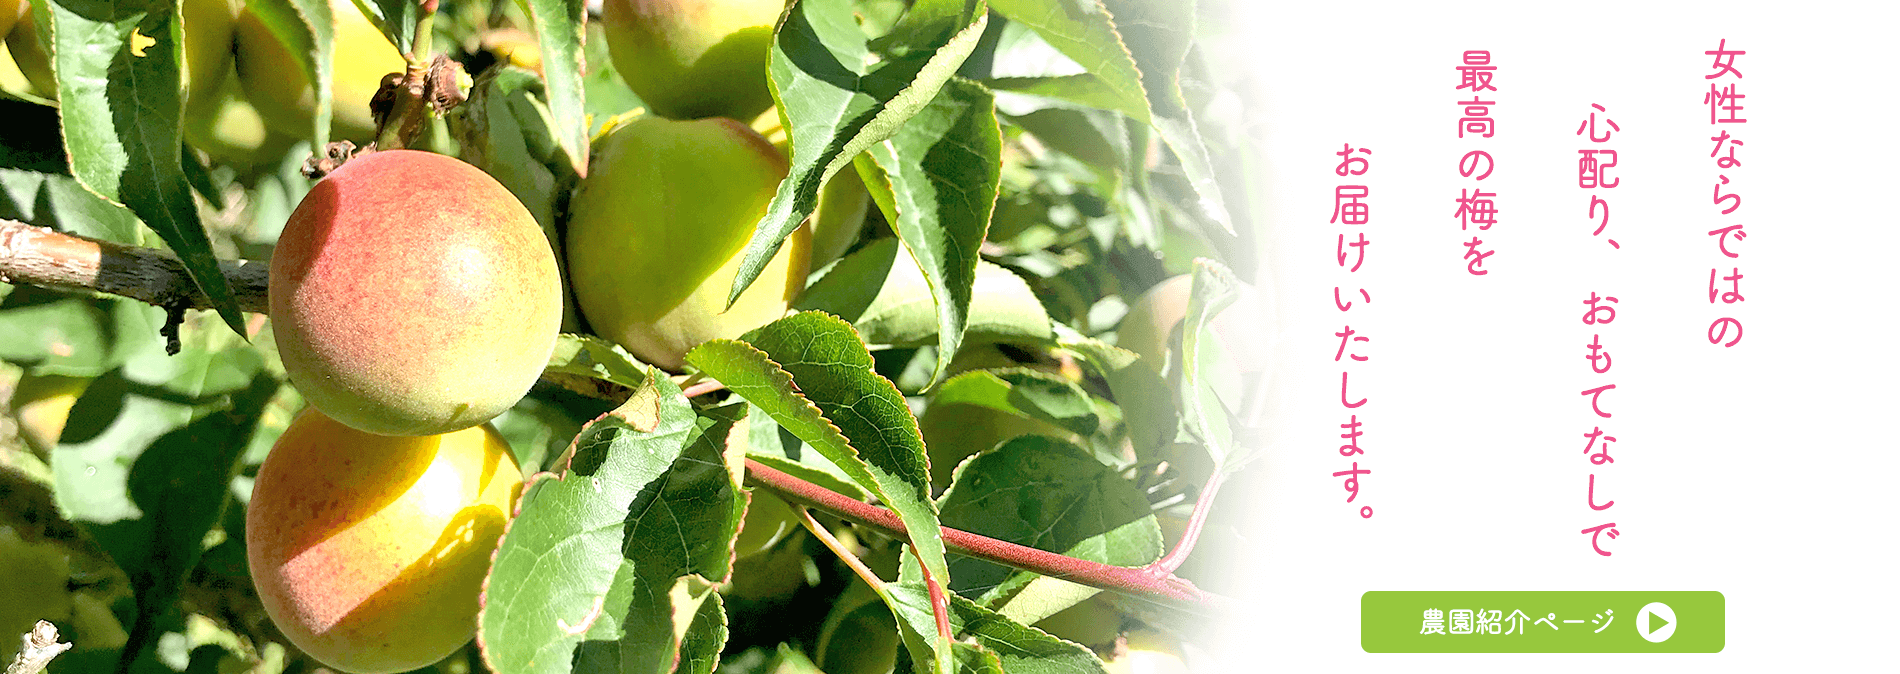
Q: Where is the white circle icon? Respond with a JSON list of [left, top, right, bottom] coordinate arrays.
[[1637, 602, 1676, 643]]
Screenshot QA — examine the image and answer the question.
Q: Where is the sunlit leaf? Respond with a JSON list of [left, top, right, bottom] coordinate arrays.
[[687, 311, 953, 670], [797, 238, 1053, 350], [856, 78, 1001, 387], [726, 0, 989, 308], [47, 0, 246, 332], [936, 436, 1160, 621], [511, 0, 588, 175], [478, 377, 744, 674]]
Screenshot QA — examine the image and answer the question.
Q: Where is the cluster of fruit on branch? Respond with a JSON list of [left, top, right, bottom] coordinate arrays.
[[1, 0, 1265, 673]]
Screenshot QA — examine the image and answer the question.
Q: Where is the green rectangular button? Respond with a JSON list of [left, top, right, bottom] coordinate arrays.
[[1361, 591, 1724, 653]]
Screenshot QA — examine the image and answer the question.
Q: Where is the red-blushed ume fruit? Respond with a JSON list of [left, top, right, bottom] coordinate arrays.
[[269, 149, 562, 437], [246, 408, 524, 674]]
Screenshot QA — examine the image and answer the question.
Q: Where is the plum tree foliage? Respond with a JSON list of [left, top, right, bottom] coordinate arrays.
[[0, 0, 1265, 673]]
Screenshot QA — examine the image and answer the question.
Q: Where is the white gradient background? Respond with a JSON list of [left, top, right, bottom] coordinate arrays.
[[1209, 1, 1898, 670]]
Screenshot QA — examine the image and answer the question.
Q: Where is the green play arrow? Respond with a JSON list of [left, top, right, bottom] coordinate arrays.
[[1649, 611, 1670, 633]]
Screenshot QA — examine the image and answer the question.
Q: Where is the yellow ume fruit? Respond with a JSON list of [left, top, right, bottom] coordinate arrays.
[[3, 3, 54, 96], [246, 409, 524, 674]]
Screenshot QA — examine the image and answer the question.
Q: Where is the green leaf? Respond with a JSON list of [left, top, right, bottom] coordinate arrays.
[[478, 377, 745, 674], [936, 436, 1160, 613], [796, 237, 1053, 349], [352, 0, 416, 54], [46, 0, 246, 333], [983, 0, 1230, 236], [0, 168, 145, 245], [0, 290, 160, 377], [726, 0, 990, 308], [987, 0, 1147, 119], [491, 393, 585, 476], [746, 403, 869, 501], [511, 0, 588, 176], [888, 583, 1106, 674], [1061, 337, 1173, 459], [857, 77, 1002, 387], [1098, 0, 1230, 235], [1179, 258, 1243, 472], [581, 20, 642, 134], [986, 75, 1129, 113], [686, 311, 954, 668], [676, 591, 729, 674], [998, 105, 1130, 178], [895, 641, 1006, 674], [238, 0, 333, 147], [542, 333, 650, 391], [178, 143, 223, 210], [931, 369, 1100, 439], [575, 576, 725, 674], [50, 321, 278, 664]]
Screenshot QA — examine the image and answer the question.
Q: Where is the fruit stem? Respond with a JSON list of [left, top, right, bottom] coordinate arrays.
[[369, 0, 455, 151], [410, 0, 437, 69], [745, 458, 1230, 615], [796, 505, 887, 591]]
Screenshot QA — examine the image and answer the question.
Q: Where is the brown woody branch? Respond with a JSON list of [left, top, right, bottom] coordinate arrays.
[[0, 219, 268, 313], [5, 622, 70, 674]]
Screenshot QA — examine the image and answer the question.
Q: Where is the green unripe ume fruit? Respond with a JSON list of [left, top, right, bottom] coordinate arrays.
[[566, 115, 810, 371], [601, 0, 782, 121], [270, 150, 563, 436]]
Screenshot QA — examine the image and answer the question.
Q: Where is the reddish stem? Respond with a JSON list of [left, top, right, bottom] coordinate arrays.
[[682, 379, 727, 398], [1155, 468, 1224, 573], [908, 546, 955, 651], [744, 459, 1227, 613]]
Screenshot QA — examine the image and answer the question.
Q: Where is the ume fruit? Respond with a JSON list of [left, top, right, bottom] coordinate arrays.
[[247, 409, 524, 674], [270, 150, 562, 436], [565, 116, 809, 371], [600, 0, 783, 121]]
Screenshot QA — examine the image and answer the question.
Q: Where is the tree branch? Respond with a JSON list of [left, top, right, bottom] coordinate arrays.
[[0, 218, 1233, 615], [0, 219, 268, 313], [6, 622, 71, 674], [745, 458, 1231, 615]]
